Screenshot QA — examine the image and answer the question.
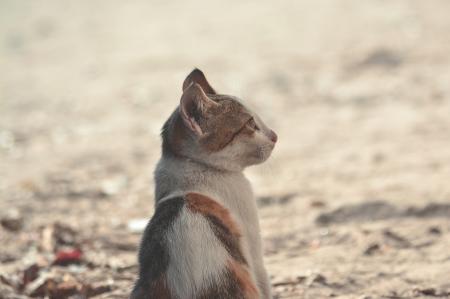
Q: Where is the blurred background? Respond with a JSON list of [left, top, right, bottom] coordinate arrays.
[[1, 0, 450, 298]]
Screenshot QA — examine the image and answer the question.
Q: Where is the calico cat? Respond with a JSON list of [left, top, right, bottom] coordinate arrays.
[[131, 69, 277, 299]]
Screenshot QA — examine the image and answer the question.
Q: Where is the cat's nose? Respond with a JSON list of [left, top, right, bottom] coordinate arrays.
[[269, 130, 278, 143]]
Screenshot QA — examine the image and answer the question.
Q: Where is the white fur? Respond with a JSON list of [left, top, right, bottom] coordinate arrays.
[[165, 206, 230, 299]]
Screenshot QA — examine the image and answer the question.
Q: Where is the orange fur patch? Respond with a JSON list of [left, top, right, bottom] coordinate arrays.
[[197, 96, 252, 152], [185, 192, 241, 237], [227, 260, 259, 299]]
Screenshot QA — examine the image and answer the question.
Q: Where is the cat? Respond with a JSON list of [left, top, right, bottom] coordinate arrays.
[[131, 69, 277, 299]]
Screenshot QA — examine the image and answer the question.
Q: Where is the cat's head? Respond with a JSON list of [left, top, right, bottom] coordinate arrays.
[[162, 69, 277, 171]]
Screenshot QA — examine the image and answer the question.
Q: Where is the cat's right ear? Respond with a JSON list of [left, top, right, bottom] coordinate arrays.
[[179, 83, 218, 136]]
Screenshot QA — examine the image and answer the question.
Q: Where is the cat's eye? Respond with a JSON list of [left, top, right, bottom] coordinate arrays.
[[247, 118, 259, 131]]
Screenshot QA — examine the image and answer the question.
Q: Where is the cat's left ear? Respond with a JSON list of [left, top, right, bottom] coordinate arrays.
[[182, 68, 216, 95], [179, 82, 218, 136]]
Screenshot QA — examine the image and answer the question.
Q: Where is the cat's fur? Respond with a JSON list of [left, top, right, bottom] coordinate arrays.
[[131, 69, 277, 299]]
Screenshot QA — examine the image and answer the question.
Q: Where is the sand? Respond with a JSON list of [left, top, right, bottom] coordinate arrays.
[[1, 0, 450, 298]]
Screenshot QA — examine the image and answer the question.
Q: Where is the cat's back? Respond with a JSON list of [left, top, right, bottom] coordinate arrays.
[[131, 192, 258, 299]]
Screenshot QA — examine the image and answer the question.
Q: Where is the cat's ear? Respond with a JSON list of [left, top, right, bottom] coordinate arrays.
[[180, 82, 218, 135], [182, 68, 216, 95]]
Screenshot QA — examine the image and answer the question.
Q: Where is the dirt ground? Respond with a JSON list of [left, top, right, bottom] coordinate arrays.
[[1, 0, 450, 298]]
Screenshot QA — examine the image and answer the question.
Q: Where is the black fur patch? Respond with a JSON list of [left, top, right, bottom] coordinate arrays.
[[131, 197, 185, 298]]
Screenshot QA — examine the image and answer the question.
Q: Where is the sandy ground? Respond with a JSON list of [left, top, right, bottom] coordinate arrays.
[[1, 0, 450, 298]]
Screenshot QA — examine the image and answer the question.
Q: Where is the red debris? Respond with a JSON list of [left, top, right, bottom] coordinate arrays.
[[53, 249, 83, 266]]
